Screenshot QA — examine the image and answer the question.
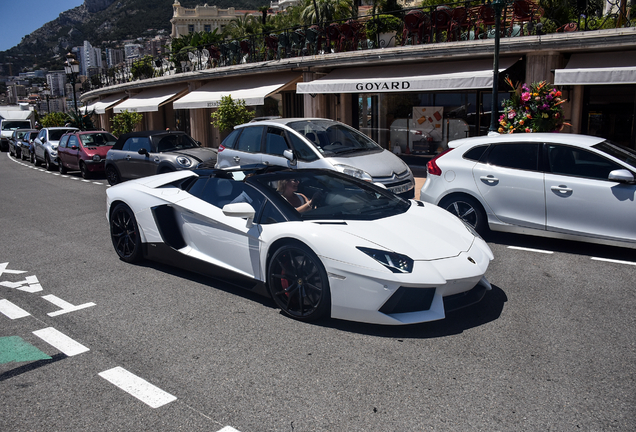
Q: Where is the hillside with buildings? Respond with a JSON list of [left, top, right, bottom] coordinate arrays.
[[0, 0, 265, 75]]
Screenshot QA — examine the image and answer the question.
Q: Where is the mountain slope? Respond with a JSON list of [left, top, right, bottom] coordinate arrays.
[[0, 0, 265, 73]]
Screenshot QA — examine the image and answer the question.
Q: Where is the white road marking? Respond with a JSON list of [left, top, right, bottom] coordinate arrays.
[[0, 262, 27, 276], [507, 246, 554, 254], [217, 427, 242, 432], [33, 327, 90, 356], [41, 294, 95, 317], [99, 367, 177, 408], [591, 257, 636, 266], [0, 299, 31, 319]]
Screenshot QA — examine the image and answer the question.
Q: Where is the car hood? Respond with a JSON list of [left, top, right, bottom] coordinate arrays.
[[171, 147, 218, 162], [324, 203, 476, 261], [327, 149, 411, 178], [84, 146, 112, 157]]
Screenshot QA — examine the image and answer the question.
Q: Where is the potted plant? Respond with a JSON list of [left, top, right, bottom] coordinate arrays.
[[365, 14, 403, 48], [499, 78, 568, 133]]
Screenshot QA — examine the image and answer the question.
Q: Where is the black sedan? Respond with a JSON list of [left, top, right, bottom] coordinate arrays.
[[104, 130, 217, 185]]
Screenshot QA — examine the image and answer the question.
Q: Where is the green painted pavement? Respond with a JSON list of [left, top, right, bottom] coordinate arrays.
[[0, 336, 51, 364]]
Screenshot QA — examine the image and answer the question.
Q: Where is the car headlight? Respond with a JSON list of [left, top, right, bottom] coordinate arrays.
[[92, 155, 101, 162], [176, 156, 192, 167], [334, 164, 373, 182], [357, 247, 414, 273]]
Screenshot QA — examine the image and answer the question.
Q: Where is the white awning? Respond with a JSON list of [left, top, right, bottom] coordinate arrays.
[[114, 85, 188, 113], [554, 51, 636, 85], [81, 93, 126, 114], [173, 73, 301, 109], [296, 58, 520, 94]]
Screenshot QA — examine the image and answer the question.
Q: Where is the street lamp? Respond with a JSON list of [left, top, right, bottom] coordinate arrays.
[[489, 0, 506, 133], [64, 52, 80, 113]]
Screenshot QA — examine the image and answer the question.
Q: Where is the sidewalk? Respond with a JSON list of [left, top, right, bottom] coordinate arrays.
[[410, 165, 427, 200], [398, 155, 430, 200]]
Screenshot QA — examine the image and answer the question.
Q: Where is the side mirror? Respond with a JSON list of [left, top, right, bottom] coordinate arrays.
[[222, 202, 256, 227], [608, 169, 635, 184], [283, 149, 297, 166], [138, 148, 149, 156]]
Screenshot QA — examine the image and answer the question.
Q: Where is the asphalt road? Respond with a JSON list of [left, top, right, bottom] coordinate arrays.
[[1, 152, 634, 431]]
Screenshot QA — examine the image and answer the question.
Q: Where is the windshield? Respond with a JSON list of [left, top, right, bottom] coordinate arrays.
[[80, 132, 117, 147], [50, 129, 77, 140], [593, 140, 636, 170], [286, 120, 381, 156], [255, 170, 410, 221], [157, 134, 199, 152], [2, 121, 31, 131]]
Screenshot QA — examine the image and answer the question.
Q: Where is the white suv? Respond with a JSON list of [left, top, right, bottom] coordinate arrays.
[[420, 133, 636, 248], [216, 118, 415, 198]]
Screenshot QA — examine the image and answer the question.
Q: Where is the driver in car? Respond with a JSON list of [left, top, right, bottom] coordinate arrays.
[[277, 178, 322, 213]]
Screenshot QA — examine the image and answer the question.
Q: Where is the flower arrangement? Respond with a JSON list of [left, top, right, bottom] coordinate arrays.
[[499, 78, 568, 133]]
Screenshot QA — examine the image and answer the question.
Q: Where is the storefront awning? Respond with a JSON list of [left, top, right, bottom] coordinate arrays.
[[81, 93, 126, 114], [114, 85, 188, 113], [554, 51, 636, 85], [173, 73, 301, 109], [296, 58, 520, 94]]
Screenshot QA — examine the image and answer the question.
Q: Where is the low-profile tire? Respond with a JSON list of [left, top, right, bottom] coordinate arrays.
[[110, 203, 142, 263], [33, 154, 41, 166], [30, 153, 36, 164], [267, 243, 331, 322], [80, 161, 90, 179], [45, 154, 55, 171], [439, 195, 488, 235], [16, 148, 21, 159], [58, 161, 67, 174], [106, 166, 121, 185]]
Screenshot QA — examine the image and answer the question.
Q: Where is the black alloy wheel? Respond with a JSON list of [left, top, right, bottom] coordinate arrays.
[[439, 195, 487, 235], [110, 203, 142, 263], [268, 243, 330, 321], [106, 166, 120, 185], [58, 160, 67, 174]]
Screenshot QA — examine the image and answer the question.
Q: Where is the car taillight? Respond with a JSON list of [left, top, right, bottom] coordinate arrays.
[[427, 148, 452, 176], [218, 145, 225, 152]]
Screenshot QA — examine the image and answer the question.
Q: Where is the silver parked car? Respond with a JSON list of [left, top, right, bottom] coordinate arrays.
[[33, 127, 79, 170], [105, 130, 218, 185], [420, 133, 636, 248], [215, 118, 415, 198]]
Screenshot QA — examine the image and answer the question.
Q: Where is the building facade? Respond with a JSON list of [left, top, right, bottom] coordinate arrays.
[[82, 27, 636, 151], [170, 1, 259, 37]]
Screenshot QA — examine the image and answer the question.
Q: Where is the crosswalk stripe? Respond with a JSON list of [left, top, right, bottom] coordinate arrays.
[[0, 299, 31, 319], [99, 367, 177, 408], [32, 327, 90, 356]]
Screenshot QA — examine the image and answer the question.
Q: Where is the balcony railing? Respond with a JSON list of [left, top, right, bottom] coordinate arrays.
[[86, 0, 633, 92]]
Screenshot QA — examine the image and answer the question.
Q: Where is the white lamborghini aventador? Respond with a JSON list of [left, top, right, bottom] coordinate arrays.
[[106, 166, 493, 325]]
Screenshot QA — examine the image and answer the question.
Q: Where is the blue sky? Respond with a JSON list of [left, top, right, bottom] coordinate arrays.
[[0, 0, 84, 51]]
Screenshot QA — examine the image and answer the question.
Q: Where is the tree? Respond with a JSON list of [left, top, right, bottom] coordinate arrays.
[[67, 109, 96, 130], [210, 95, 254, 133], [111, 110, 143, 136], [40, 112, 70, 127]]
